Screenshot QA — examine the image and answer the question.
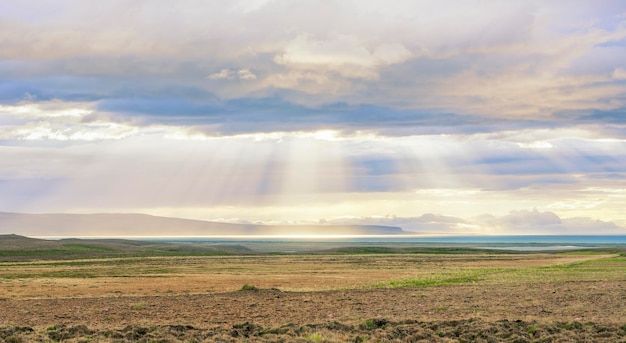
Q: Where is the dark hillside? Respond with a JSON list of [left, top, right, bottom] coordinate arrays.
[[0, 234, 253, 261]]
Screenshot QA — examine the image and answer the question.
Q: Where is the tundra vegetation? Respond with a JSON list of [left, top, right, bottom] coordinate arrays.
[[0, 235, 625, 342]]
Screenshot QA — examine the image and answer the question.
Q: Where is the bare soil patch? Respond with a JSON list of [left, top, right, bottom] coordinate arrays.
[[1, 281, 625, 342]]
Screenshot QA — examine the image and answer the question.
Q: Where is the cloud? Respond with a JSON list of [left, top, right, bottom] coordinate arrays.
[[322, 210, 625, 235], [91, 96, 488, 135], [0, 100, 142, 141], [578, 109, 626, 124], [276, 35, 374, 67], [275, 35, 412, 72], [323, 214, 472, 233], [612, 67, 626, 80], [274, 35, 380, 81], [474, 209, 624, 234], [209, 69, 233, 80], [2, 1, 626, 229], [237, 69, 257, 80], [438, 70, 626, 118], [209, 69, 257, 80], [2, 1, 626, 124]]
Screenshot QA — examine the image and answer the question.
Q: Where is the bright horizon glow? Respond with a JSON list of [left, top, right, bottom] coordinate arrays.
[[2, 1, 626, 236], [28, 233, 626, 242], [31, 234, 454, 240]]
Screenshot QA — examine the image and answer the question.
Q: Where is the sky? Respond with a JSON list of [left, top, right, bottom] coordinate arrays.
[[1, 0, 626, 235]]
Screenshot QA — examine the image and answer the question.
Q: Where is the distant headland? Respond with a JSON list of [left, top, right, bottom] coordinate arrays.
[[0, 212, 406, 236]]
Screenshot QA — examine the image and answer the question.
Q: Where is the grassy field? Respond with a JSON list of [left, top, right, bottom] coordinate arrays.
[[1, 249, 624, 298], [0, 236, 625, 342]]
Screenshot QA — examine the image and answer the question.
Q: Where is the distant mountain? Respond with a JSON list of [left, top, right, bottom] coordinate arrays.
[[0, 212, 405, 236]]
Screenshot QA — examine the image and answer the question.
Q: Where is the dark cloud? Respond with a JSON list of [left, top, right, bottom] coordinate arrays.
[[95, 95, 495, 134]]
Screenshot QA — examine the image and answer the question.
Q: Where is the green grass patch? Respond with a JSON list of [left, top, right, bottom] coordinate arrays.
[[324, 246, 517, 255], [379, 268, 501, 288], [556, 249, 623, 256], [376, 255, 626, 289], [329, 247, 400, 254], [403, 247, 516, 254], [0, 249, 85, 257], [62, 243, 116, 252], [305, 332, 323, 342], [240, 283, 259, 291]]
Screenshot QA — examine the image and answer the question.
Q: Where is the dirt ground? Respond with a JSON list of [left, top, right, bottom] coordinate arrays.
[[1, 280, 625, 342], [1, 253, 625, 342]]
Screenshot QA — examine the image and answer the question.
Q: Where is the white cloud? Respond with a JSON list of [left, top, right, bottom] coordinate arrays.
[[276, 35, 375, 67], [560, 217, 623, 234], [546, 200, 604, 210], [274, 35, 413, 82], [0, 101, 94, 119], [0, 100, 144, 141], [237, 68, 257, 80], [209, 68, 257, 80], [474, 209, 624, 235], [13, 122, 138, 141], [372, 43, 414, 65], [517, 141, 554, 149], [208, 69, 233, 80]]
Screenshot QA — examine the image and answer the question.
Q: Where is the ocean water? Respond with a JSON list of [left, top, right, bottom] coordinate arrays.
[[141, 235, 626, 253]]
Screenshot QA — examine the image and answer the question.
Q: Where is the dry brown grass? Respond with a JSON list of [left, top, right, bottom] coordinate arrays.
[[0, 253, 615, 298], [1, 251, 625, 342]]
